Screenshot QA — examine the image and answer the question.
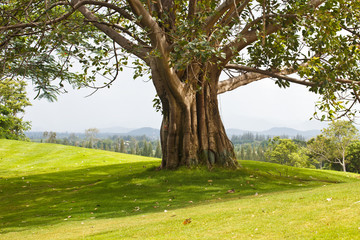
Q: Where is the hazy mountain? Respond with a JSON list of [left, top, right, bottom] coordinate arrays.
[[27, 126, 320, 141], [99, 126, 134, 133], [226, 128, 248, 136], [260, 127, 321, 138], [126, 127, 160, 139]]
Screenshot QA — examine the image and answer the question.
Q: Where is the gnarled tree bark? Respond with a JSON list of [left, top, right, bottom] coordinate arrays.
[[151, 60, 238, 169]]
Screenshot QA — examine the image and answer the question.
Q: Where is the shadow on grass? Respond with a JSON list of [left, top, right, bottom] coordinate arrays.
[[0, 160, 354, 234]]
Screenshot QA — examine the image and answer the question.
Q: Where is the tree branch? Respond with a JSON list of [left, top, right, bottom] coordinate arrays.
[[79, 0, 135, 21], [218, 62, 360, 95], [71, 0, 150, 62], [0, 6, 75, 31], [225, 64, 315, 87], [188, 0, 197, 20], [217, 71, 267, 94], [217, 64, 316, 94], [203, 0, 245, 34], [126, 0, 186, 102], [222, 23, 280, 63], [219, 0, 250, 27], [221, 0, 325, 65], [0, 0, 135, 32], [83, 19, 150, 47]]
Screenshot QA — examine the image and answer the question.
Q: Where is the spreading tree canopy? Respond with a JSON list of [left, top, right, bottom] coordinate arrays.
[[1, 0, 360, 169]]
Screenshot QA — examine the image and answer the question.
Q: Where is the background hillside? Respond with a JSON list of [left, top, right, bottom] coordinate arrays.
[[26, 126, 321, 140]]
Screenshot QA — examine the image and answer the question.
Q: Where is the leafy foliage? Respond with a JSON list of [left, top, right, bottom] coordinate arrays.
[[1, 0, 359, 117], [346, 140, 360, 173], [0, 78, 31, 140], [307, 120, 359, 172], [265, 136, 310, 168]]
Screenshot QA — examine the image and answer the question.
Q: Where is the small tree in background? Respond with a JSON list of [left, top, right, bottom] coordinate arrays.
[[308, 121, 359, 172], [307, 135, 332, 169], [120, 139, 126, 153], [322, 121, 359, 172], [265, 137, 309, 168], [154, 141, 162, 158], [85, 128, 99, 148], [0, 78, 31, 140], [43, 131, 57, 143], [148, 142, 153, 157]]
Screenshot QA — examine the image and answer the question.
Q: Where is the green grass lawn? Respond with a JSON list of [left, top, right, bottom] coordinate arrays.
[[1, 139, 360, 239]]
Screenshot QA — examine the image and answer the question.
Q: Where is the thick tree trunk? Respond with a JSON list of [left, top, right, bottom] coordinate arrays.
[[153, 66, 238, 170]]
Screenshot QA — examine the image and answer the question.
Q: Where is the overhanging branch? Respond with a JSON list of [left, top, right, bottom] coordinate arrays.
[[126, 0, 186, 103], [0, 0, 135, 32], [221, 0, 325, 65], [203, 0, 244, 34], [71, 0, 150, 62], [218, 64, 315, 95], [217, 71, 267, 94], [225, 64, 315, 87]]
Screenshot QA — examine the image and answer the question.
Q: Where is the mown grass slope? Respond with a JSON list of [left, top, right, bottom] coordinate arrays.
[[0, 139, 359, 239]]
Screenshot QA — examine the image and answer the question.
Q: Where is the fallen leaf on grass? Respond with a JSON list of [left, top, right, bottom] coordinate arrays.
[[183, 218, 192, 225], [227, 189, 235, 193]]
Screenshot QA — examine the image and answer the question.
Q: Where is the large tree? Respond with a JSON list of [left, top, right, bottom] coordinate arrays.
[[1, 0, 360, 169]]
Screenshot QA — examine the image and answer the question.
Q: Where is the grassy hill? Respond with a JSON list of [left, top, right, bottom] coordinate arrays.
[[0, 139, 359, 239]]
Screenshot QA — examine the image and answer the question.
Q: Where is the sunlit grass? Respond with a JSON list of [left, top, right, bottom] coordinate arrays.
[[0, 139, 359, 239]]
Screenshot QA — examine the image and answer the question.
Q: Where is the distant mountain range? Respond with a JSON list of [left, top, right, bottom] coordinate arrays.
[[125, 127, 160, 139], [27, 126, 321, 140]]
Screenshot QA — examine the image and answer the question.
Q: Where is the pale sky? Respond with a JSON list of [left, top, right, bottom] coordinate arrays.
[[24, 68, 328, 133]]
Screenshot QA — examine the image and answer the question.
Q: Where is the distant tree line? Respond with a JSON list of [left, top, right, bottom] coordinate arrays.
[[35, 121, 360, 173], [231, 132, 306, 145], [232, 133, 306, 162], [39, 129, 162, 158]]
